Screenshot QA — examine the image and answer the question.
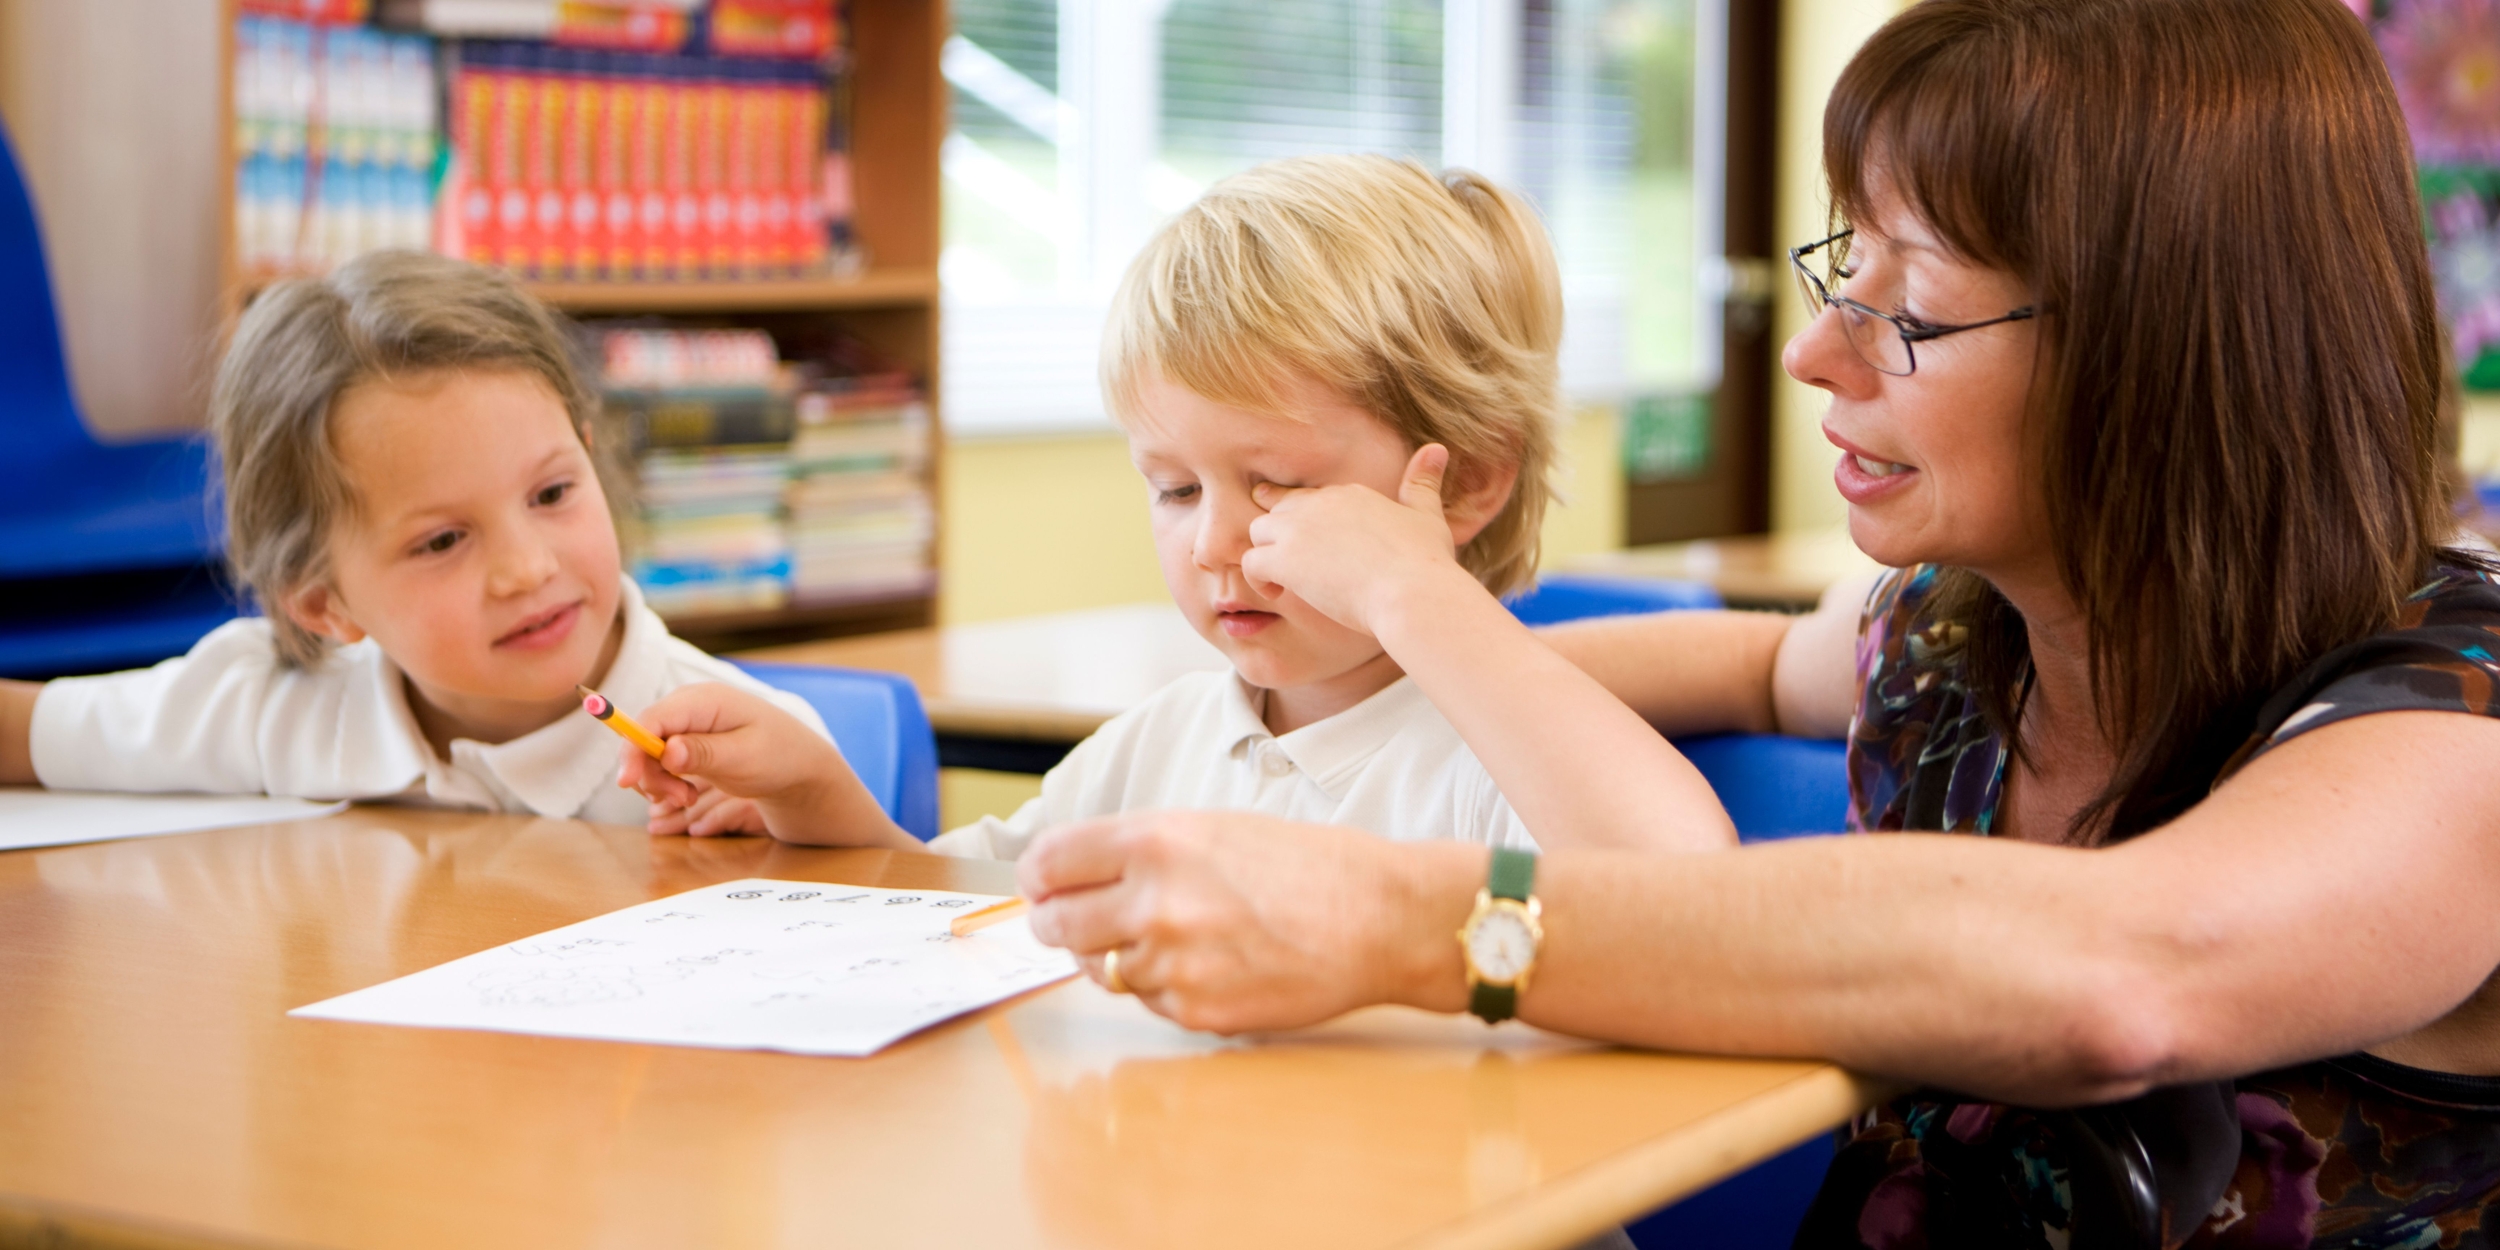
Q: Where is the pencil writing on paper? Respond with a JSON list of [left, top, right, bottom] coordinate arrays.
[[950, 896, 1027, 937]]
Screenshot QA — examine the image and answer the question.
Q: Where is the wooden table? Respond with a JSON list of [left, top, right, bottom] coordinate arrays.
[[0, 810, 1886, 1250]]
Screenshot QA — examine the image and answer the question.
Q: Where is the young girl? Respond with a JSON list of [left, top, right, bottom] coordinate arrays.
[[622, 155, 1729, 857], [0, 250, 878, 829]]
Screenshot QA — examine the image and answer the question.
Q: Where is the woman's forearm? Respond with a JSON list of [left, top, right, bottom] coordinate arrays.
[[1490, 837, 2169, 1105], [1534, 609, 1794, 737], [1373, 570, 1738, 852], [1375, 714, 2500, 1107]]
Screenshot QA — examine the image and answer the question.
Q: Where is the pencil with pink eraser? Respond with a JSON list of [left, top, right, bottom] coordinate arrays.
[[577, 684, 671, 766]]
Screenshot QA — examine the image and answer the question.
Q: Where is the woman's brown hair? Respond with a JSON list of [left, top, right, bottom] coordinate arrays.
[[1828, 0, 2460, 840]]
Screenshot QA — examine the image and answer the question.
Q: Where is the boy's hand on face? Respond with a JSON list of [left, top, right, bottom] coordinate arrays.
[[618, 682, 919, 850], [1245, 444, 1480, 636]]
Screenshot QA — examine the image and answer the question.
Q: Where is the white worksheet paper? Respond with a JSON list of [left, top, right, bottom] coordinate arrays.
[[290, 878, 1079, 1057], [0, 789, 349, 852]]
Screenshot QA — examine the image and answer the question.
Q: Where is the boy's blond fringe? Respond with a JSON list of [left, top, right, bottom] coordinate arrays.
[[1101, 154, 1564, 597]]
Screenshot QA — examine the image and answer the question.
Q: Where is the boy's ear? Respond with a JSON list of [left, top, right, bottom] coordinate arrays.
[[282, 582, 368, 646], [1441, 459, 1521, 548]]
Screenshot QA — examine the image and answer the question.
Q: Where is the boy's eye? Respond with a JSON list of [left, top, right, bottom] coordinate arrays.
[[533, 480, 573, 507], [1154, 484, 1200, 505], [413, 529, 464, 557]]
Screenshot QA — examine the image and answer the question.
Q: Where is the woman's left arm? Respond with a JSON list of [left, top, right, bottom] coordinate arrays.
[[1022, 710, 2500, 1106]]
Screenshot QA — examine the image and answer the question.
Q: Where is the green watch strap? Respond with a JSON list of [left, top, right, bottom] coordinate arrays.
[[1488, 847, 1537, 902], [1468, 849, 1540, 1024], [1469, 982, 1519, 1023]]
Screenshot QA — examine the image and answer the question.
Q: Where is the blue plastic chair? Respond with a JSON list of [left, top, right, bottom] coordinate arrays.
[[0, 568, 244, 679], [1503, 572, 1722, 624], [0, 121, 224, 578], [0, 119, 236, 678], [1675, 732, 1851, 844], [1504, 573, 1849, 1248], [1621, 734, 1850, 1250], [731, 660, 941, 842]]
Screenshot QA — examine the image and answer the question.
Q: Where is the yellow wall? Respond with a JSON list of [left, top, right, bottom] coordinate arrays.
[[937, 404, 1624, 625], [2468, 398, 2500, 485], [1771, 0, 1906, 533]]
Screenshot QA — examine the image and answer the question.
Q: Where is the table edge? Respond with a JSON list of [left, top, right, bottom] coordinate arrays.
[[1406, 1065, 1903, 1250]]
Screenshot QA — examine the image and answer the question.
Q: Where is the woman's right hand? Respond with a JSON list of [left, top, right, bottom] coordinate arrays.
[[1017, 809, 1483, 1032]]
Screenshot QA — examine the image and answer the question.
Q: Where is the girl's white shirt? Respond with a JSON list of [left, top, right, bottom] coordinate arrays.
[[931, 670, 1538, 859], [29, 579, 827, 824]]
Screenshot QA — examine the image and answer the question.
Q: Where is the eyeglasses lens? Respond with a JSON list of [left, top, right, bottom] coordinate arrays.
[[1837, 304, 1914, 376]]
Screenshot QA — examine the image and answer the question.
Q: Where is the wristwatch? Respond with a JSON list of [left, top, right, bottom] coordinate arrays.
[[1459, 848, 1543, 1024]]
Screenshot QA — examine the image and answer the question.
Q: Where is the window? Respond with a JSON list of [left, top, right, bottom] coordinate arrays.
[[941, 0, 1721, 435]]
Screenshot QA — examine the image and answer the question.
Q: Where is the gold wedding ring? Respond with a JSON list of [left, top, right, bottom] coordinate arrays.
[[1102, 946, 1131, 995]]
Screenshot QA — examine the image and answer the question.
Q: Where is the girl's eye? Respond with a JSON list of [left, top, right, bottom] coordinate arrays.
[[415, 530, 463, 557], [1155, 484, 1200, 505], [534, 480, 573, 507]]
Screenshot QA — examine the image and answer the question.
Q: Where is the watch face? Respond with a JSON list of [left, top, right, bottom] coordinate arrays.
[[1468, 909, 1536, 983]]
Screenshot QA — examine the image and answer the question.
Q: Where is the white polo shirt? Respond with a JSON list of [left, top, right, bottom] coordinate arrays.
[[930, 670, 1537, 859], [29, 580, 827, 825]]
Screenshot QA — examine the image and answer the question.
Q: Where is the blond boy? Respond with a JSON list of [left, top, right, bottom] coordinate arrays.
[[627, 155, 1679, 857]]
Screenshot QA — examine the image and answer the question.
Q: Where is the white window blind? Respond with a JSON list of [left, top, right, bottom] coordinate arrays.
[[941, 0, 1717, 435]]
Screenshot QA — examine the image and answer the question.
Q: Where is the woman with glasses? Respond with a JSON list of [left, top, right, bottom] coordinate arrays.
[[1016, 0, 2500, 1243]]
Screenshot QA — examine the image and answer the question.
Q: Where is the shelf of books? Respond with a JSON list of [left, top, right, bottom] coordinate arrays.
[[220, 0, 945, 649]]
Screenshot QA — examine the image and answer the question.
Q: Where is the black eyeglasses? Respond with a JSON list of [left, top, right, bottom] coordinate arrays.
[[1789, 230, 2036, 376]]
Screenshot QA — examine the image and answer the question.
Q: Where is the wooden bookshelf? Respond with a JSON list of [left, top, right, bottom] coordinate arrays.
[[215, 0, 950, 653], [524, 268, 939, 313]]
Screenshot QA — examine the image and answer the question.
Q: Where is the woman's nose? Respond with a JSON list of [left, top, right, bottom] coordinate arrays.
[[1783, 303, 1875, 396]]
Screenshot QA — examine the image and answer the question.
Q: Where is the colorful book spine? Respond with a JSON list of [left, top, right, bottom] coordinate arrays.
[[234, 15, 435, 277], [441, 39, 846, 281]]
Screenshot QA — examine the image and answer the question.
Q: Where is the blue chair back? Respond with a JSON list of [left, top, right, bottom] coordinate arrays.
[[1628, 732, 1850, 1250], [731, 660, 941, 841], [1674, 732, 1851, 842], [1503, 573, 1720, 625], [0, 120, 222, 577]]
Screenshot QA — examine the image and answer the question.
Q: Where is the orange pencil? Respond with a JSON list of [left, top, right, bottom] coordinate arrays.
[[578, 684, 669, 763], [949, 896, 1027, 937]]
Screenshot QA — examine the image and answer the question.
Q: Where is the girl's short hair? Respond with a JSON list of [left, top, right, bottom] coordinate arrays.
[[210, 249, 610, 667], [1828, 0, 2454, 840], [1102, 154, 1563, 597]]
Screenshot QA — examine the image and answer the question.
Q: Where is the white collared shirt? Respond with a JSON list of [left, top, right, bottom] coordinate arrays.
[[929, 670, 1536, 859], [29, 580, 827, 824]]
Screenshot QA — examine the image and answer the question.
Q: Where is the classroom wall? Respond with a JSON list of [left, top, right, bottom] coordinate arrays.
[[1771, 0, 1906, 534], [937, 403, 1625, 625], [0, 0, 225, 438]]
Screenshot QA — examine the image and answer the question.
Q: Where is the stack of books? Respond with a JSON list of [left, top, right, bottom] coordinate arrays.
[[787, 375, 934, 604], [234, 9, 439, 275], [602, 328, 795, 617]]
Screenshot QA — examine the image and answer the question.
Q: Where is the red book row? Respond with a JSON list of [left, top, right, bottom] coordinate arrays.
[[441, 42, 845, 281]]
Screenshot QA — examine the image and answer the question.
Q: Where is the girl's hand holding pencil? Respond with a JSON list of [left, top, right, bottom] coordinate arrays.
[[602, 682, 924, 852]]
